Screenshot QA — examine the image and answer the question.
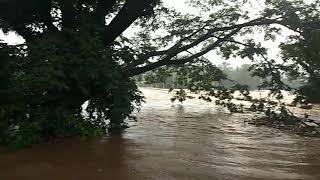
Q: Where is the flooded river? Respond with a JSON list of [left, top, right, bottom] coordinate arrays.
[[1, 88, 320, 180]]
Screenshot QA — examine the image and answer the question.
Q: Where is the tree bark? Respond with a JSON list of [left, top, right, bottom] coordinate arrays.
[[104, 0, 154, 45], [59, 0, 76, 30], [95, 0, 118, 26]]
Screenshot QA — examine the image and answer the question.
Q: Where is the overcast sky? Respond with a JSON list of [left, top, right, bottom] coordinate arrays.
[[0, 0, 296, 68]]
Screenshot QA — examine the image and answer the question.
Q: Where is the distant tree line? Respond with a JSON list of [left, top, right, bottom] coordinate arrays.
[[138, 63, 304, 90]]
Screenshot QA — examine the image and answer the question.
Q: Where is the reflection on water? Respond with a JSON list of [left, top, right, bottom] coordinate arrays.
[[1, 88, 320, 180]]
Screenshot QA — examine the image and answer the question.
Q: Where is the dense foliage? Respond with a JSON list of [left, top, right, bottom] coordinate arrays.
[[0, 0, 319, 147], [281, 30, 320, 103], [0, 32, 143, 148]]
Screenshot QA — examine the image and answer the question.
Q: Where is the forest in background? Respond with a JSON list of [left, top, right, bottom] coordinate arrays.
[[137, 63, 303, 90]]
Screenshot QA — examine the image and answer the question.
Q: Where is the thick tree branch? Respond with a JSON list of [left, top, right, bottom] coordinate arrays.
[[170, 28, 242, 65], [59, 0, 76, 30], [145, 26, 208, 58], [95, 0, 118, 25], [145, 18, 279, 59], [128, 28, 241, 76], [128, 19, 280, 76], [104, 0, 155, 45]]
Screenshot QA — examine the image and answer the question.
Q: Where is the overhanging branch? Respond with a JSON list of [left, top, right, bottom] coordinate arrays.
[[128, 28, 241, 76], [145, 18, 279, 59]]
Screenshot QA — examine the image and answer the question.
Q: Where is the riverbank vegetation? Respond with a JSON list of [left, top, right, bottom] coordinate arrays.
[[139, 63, 303, 90], [0, 0, 319, 147]]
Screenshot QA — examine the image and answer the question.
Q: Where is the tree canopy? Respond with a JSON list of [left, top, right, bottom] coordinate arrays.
[[0, 0, 319, 147]]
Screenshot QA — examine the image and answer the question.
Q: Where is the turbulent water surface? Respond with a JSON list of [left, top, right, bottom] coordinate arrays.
[[1, 88, 320, 180]]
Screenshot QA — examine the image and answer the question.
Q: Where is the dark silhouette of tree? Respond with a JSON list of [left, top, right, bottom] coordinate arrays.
[[0, 0, 319, 147]]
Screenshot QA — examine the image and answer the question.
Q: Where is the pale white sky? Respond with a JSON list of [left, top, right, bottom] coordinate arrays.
[[0, 0, 297, 67], [0, 30, 24, 45]]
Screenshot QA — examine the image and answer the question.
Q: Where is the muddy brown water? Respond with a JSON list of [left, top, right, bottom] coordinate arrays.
[[1, 88, 320, 180]]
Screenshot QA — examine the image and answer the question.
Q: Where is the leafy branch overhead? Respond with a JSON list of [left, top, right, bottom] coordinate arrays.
[[1, 0, 319, 74]]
